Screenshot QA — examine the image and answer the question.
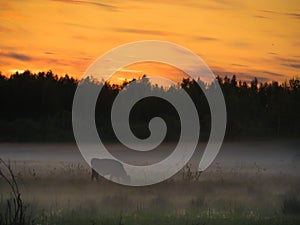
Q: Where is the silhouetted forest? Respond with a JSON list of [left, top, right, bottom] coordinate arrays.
[[0, 70, 299, 142]]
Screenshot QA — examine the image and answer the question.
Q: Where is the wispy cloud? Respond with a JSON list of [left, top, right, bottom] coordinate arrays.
[[268, 52, 277, 55], [231, 63, 248, 67], [44, 51, 55, 55], [274, 56, 300, 65], [111, 27, 175, 36], [52, 0, 120, 11], [258, 9, 279, 14], [60, 22, 96, 30], [0, 51, 33, 61], [253, 15, 269, 19], [259, 9, 300, 19], [211, 66, 286, 82], [282, 63, 300, 69], [111, 28, 219, 41], [211, 69, 271, 82], [241, 74, 270, 82], [193, 36, 219, 41], [129, 0, 243, 11], [261, 70, 285, 77], [285, 13, 300, 19]]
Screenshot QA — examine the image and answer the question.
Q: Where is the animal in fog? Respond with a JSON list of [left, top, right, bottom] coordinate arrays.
[[91, 158, 130, 183]]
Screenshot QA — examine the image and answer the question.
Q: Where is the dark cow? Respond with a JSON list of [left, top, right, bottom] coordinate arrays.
[[91, 158, 130, 183]]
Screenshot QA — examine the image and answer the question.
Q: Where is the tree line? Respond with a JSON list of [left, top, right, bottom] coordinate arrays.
[[0, 70, 299, 142]]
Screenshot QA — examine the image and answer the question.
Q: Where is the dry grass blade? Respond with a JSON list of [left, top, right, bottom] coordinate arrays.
[[0, 158, 27, 225]]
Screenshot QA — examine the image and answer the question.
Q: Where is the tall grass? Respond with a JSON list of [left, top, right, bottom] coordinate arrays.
[[0, 160, 299, 225], [0, 159, 32, 225]]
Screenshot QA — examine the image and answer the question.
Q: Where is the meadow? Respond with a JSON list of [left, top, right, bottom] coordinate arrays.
[[0, 141, 300, 225]]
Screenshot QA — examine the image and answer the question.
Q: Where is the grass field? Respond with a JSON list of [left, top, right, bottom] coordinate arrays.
[[1, 159, 300, 225]]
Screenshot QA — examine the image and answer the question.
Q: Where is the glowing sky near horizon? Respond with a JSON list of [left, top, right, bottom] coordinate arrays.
[[0, 0, 299, 82]]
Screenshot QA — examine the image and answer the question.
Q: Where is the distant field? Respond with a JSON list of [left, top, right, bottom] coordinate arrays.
[[0, 141, 299, 225]]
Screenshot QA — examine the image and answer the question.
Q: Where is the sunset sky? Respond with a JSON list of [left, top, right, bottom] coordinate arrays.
[[0, 0, 299, 82]]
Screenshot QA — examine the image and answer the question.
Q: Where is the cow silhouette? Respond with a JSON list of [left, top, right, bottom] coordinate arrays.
[[91, 158, 130, 183]]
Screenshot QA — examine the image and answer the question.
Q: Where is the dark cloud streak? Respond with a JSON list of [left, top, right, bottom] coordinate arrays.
[[261, 70, 285, 77], [193, 36, 219, 41], [0, 51, 33, 61], [259, 9, 300, 19], [111, 27, 175, 36], [253, 15, 269, 19], [52, 0, 119, 11], [274, 56, 300, 64], [283, 63, 300, 69], [286, 13, 300, 19], [231, 63, 248, 67]]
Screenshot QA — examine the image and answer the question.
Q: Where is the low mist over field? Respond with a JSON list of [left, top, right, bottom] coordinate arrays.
[[1, 140, 300, 224]]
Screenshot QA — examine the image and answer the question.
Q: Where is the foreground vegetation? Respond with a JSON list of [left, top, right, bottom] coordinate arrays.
[[1, 159, 299, 225]]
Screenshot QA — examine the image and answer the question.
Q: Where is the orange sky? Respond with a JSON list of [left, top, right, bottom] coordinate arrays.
[[0, 0, 299, 82], [108, 62, 189, 86]]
